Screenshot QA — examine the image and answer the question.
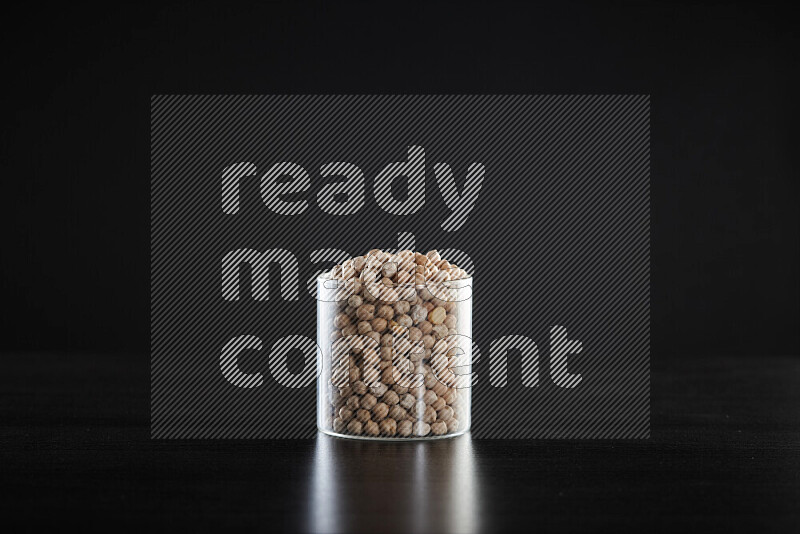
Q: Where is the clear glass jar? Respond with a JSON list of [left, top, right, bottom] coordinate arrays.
[[317, 274, 472, 440]]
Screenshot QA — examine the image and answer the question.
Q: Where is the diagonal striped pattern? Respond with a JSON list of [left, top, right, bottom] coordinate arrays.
[[151, 95, 649, 439]]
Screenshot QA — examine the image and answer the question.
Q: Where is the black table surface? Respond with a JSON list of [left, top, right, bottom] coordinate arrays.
[[1, 352, 798, 532]]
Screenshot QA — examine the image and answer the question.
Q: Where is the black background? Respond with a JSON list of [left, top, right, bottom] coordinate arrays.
[[2, 1, 798, 532], [2, 1, 797, 356]]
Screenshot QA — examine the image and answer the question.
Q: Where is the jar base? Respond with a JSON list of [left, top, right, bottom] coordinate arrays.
[[318, 427, 469, 442]]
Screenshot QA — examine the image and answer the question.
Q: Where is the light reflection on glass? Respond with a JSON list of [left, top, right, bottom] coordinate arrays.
[[308, 433, 481, 533]]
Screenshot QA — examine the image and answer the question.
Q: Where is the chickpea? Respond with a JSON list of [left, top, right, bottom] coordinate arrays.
[[410, 305, 428, 323], [432, 380, 449, 397], [377, 304, 394, 320], [355, 409, 371, 423], [371, 317, 388, 333], [414, 421, 431, 436], [393, 300, 411, 315], [432, 324, 449, 339], [418, 321, 433, 335], [334, 313, 351, 329], [423, 390, 438, 405], [437, 406, 454, 422], [353, 256, 366, 272], [380, 346, 393, 360], [382, 262, 398, 279], [431, 421, 448, 435], [426, 250, 441, 263], [392, 383, 409, 395], [339, 407, 354, 422], [356, 304, 375, 321], [364, 420, 380, 436], [357, 321, 372, 335], [333, 417, 346, 433], [388, 405, 406, 421], [431, 397, 446, 411], [397, 420, 413, 437], [383, 390, 400, 406], [366, 331, 381, 345], [443, 314, 458, 329], [428, 306, 447, 325], [395, 314, 413, 327], [446, 419, 459, 433], [399, 393, 416, 410], [443, 388, 458, 405], [379, 418, 397, 436], [346, 395, 361, 410], [423, 405, 437, 424], [360, 393, 377, 410], [372, 402, 389, 421], [407, 326, 422, 342], [341, 324, 358, 337]]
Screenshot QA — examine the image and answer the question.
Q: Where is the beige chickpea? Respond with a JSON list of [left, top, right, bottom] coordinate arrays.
[[446, 418, 459, 433], [380, 366, 395, 385], [364, 420, 380, 436], [431, 397, 446, 411], [339, 407, 355, 422], [372, 402, 389, 421], [382, 262, 398, 279], [355, 408, 371, 424], [426, 250, 441, 263], [437, 406, 455, 422], [377, 304, 394, 320], [443, 314, 457, 329], [356, 304, 375, 321], [334, 313, 351, 329], [357, 321, 373, 335], [421, 335, 435, 350], [353, 256, 366, 272], [432, 380, 449, 397], [392, 383, 409, 395], [423, 405, 437, 424], [360, 393, 377, 410], [379, 418, 397, 436], [379, 346, 393, 361], [333, 417, 346, 433], [443, 388, 458, 405], [347, 294, 363, 308], [397, 419, 413, 437], [399, 393, 416, 410], [423, 301, 435, 312], [414, 421, 431, 436], [341, 324, 358, 337], [349, 366, 360, 384], [371, 317, 388, 333], [365, 331, 381, 345], [388, 405, 407, 421], [399, 315, 415, 328], [407, 326, 422, 342], [393, 300, 410, 315], [383, 390, 400, 406], [330, 330, 342, 342], [346, 395, 361, 410], [410, 305, 428, 323], [428, 306, 447, 325], [432, 324, 449, 339], [418, 320, 433, 334], [430, 421, 448, 435], [370, 382, 388, 398], [423, 389, 438, 405]]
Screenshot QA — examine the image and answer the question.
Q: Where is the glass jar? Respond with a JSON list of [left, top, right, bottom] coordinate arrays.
[[317, 273, 472, 440]]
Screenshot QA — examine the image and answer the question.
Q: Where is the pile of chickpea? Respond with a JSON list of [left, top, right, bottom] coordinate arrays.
[[320, 249, 470, 439]]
